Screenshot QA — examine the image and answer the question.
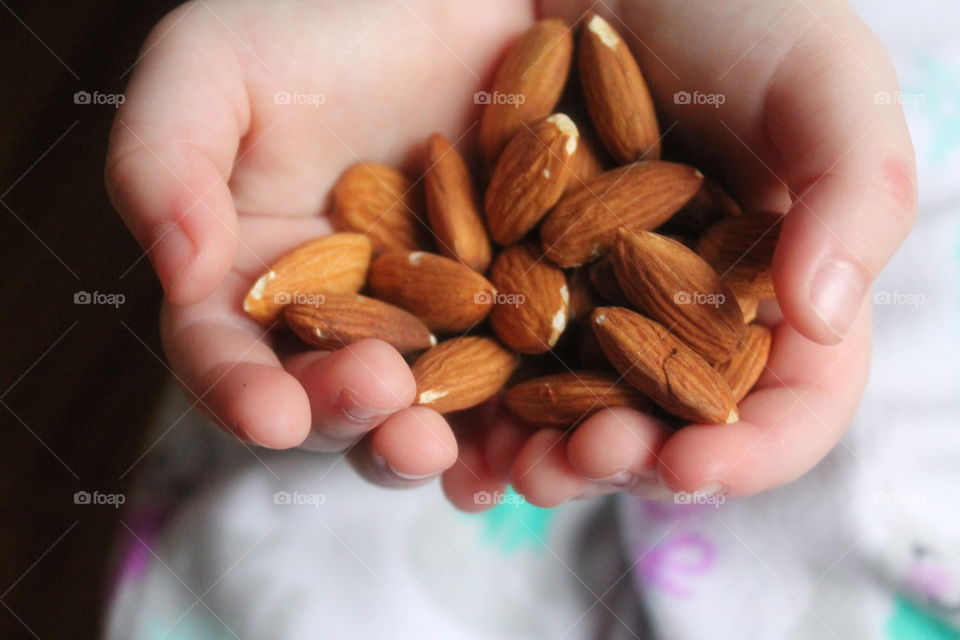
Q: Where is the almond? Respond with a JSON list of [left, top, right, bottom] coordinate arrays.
[[424, 133, 492, 272], [697, 211, 782, 300], [243, 233, 372, 325], [541, 161, 703, 267], [662, 177, 741, 235], [566, 266, 600, 321], [591, 306, 738, 424], [717, 323, 772, 403], [588, 255, 630, 306], [484, 114, 578, 245], [611, 229, 744, 364], [579, 13, 660, 163], [368, 251, 495, 332], [412, 337, 520, 413], [489, 244, 569, 354], [284, 294, 435, 355], [478, 19, 573, 166], [330, 162, 430, 253], [736, 293, 759, 324], [505, 371, 650, 428], [563, 131, 607, 194]]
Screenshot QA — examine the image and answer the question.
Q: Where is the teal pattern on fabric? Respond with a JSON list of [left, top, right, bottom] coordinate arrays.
[[905, 57, 960, 165], [143, 611, 235, 640], [471, 488, 555, 554], [887, 594, 960, 639]]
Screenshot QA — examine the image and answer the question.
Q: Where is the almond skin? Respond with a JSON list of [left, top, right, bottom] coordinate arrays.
[[563, 132, 608, 195], [484, 114, 578, 245], [330, 162, 430, 253], [579, 13, 660, 163], [566, 266, 601, 321], [489, 244, 570, 354], [368, 251, 495, 333], [424, 133, 492, 272], [717, 323, 772, 402], [697, 211, 782, 300], [412, 337, 520, 413], [541, 161, 703, 267], [591, 306, 738, 424], [661, 177, 742, 235], [611, 229, 745, 364], [588, 255, 630, 306], [736, 293, 759, 324], [243, 233, 372, 325], [505, 371, 650, 428], [284, 294, 435, 355], [478, 19, 573, 166]]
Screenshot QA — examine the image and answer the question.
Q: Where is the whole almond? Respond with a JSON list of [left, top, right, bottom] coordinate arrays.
[[479, 19, 573, 165], [424, 133, 492, 272], [541, 161, 703, 267], [717, 323, 772, 402], [591, 306, 738, 424], [330, 162, 430, 253], [484, 114, 578, 245], [505, 371, 650, 428], [612, 229, 745, 364], [489, 244, 569, 354], [579, 13, 660, 163], [662, 177, 742, 235], [284, 294, 435, 355], [697, 211, 782, 300], [368, 251, 495, 332], [412, 337, 520, 413], [243, 233, 372, 325]]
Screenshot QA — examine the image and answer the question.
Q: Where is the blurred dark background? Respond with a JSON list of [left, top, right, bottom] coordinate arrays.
[[1, 2, 178, 637]]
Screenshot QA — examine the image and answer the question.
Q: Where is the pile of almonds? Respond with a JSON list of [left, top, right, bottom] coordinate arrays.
[[242, 14, 781, 429]]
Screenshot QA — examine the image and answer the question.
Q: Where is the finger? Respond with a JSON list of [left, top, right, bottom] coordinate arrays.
[[568, 408, 672, 498], [348, 406, 458, 488], [161, 272, 311, 449], [481, 409, 532, 481], [441, 443, 507, 512], [106, 6, 248, 305], [283, 340, 416, 452], [766, 20, 916, 344], [510, 430, 592, 507], [656, 302, 871, 497]]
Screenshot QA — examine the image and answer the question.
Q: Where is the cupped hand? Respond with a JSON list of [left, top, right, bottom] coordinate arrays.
[[105, 0, 535, 482], [444, 0, 916, 509]]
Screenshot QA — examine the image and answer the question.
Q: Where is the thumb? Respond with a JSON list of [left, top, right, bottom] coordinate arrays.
[[105, 6, 248, 305], [767, 19, 916, 344]]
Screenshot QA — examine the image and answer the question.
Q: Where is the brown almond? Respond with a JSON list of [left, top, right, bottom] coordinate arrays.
[[330, 162, 430, 253], [579, 13, 660, 163], [541, 161, 703, 267], [697, 211, 782, 300], [368, 251, 495, 332], [662, 177, 741, 235], [505, 371, 650, 428], [563, 131, 607, 195], [591, 307, 738, 424], [736, 293, 759, 324], [717, 323, 772, 402], [588, 255, 630, 306], [566, 266, 600, 321], [424, 133, 492, 272], [611, 229, 745, 364], [284, 294, 435, 355], [489, 244, 569, 354], [484, 114, 578, 245], [243, 233, 372, 325], [478, 19, 573, 165], [412, 337, 520, 413]]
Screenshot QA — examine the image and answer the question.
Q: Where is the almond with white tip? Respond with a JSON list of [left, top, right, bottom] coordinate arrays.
[[505, 371, 650, 428], [412, 337, 520, 414]]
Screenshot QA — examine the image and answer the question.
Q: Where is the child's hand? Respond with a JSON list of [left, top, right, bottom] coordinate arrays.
[[444, 0, 916, 508], [105, 0, 535, 484]]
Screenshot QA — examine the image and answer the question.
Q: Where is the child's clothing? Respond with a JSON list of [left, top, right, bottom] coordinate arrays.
[[106, 1, 960, 638]]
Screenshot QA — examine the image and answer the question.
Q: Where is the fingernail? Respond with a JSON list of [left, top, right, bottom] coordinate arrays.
[[591, 470, 635, 487], [338, 389, 389, 425], [385, 460, 435, 481], [151, 221, 192, 292], [690, 482, 725, 498], [810, 259, 866, 339]]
